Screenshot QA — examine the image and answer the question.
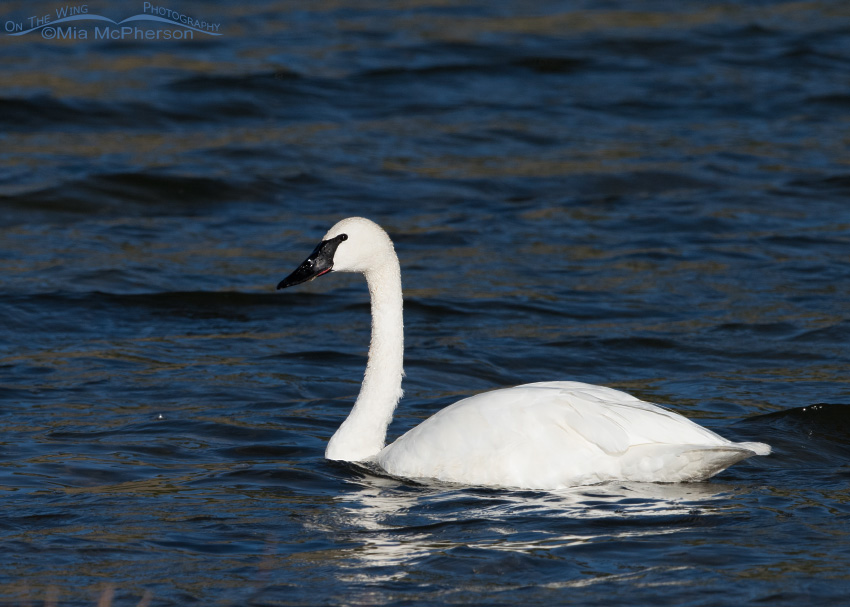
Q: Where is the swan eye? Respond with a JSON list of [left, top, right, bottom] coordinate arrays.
[[340, 234, 348, 241]]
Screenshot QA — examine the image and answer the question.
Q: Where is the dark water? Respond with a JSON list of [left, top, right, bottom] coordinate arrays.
[[2, 0, 850, 605]]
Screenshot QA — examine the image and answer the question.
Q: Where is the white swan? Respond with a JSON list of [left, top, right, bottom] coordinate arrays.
[[277, 217, 770, 489]]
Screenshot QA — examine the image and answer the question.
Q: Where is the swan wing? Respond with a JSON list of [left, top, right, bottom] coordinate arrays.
[[376, 381, 768, 488], [526, 381, 730, 454]]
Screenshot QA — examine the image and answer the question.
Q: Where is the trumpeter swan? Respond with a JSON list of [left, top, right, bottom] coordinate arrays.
[[277, 217, 770, 489]]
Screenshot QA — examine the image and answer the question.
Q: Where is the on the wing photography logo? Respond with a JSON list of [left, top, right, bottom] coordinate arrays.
[[4, 3, 221, 40]]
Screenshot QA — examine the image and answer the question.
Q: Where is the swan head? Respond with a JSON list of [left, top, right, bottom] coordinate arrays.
[[277, 217, 396, 289]]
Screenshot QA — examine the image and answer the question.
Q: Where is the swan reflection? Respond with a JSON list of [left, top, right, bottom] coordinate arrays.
[[329, 471, 741, 574]]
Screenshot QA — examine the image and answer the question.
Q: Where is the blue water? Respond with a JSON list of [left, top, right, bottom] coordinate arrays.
[[2, 1, 850, 605]]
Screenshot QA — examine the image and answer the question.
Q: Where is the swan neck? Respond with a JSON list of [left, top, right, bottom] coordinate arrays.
[[325, 256, 404, 462]]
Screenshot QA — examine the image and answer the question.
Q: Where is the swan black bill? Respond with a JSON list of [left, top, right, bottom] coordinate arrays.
[[277, 234, 348, 289]]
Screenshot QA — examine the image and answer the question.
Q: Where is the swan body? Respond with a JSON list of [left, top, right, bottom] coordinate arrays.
[[278, 217, 770, 490]]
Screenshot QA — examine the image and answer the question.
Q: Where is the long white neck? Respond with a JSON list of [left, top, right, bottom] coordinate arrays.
[[325, 255, 404, 462]]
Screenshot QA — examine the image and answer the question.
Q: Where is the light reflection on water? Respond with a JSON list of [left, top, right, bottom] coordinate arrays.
[[332, 475, 737, 562]]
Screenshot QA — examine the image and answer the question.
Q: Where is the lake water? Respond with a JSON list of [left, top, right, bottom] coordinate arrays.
[[2, 1, 850, 605]]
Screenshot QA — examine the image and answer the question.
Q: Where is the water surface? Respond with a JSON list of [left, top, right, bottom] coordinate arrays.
[[1, 1, 850, 605]]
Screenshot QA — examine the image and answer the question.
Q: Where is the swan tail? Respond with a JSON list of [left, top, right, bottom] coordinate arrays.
[[622, 442, 770, 483], [734, 441, 772, 456]]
